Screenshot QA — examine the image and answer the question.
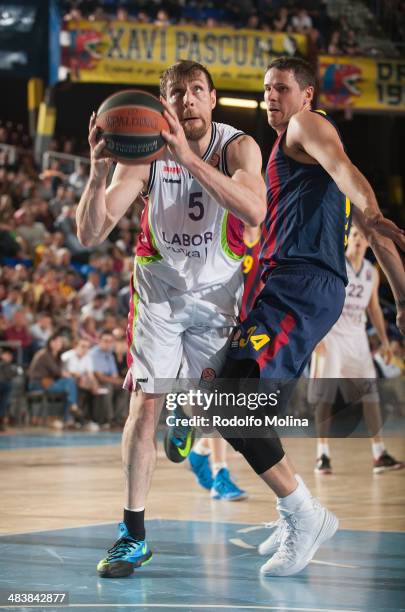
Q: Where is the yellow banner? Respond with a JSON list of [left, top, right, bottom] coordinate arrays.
[[64, 21, 307, 91], [319, 55, 405, 112]]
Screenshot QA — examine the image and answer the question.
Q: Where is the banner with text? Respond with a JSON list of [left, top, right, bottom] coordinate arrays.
[[61, 21, 307, 91], [319, 55, 405, 112]]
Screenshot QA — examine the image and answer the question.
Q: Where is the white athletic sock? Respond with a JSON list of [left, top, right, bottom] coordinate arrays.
[[317, 442, 330, 458], [212, 461, 227, 477], [372, 441, 385, 460], [277, 479, 313, 514], [193, 439, 211, 456], [295, 473, 311, 497], [124, 506, 145, 512]]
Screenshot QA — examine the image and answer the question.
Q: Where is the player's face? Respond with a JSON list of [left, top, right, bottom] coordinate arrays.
[[166, 71, 216, 141], [347, 226, 368, 255], [263, 68, 313, 133]]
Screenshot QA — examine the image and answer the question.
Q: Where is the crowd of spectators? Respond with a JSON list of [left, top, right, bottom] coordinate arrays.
[[0, 120, 143, 432], [367, 0, 405, 49], [59, 0, 400, 57]]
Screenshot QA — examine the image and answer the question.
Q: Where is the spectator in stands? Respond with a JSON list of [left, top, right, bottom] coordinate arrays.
[[27, 332, 80, 427], [89, 6, 110, 22], [328, 30, 343, 55], [291, 7, 313, 33], [154, 9, 171, 27], [81, 291, 106, 322], [78, 270, 101, 306], [49, 185, 69, 219], [14, 209, 47, 257], [30, 312, 54, 349], [1, 284, 23, 320], [63, 5, 83, 22], [61, 337, 101, 430], [5, 310, 33, 365], [69, 162, 89, 198], [247, 14, 260, 30], [55, 205, 89, 256], [39, 159, 67, 196], [116, 6, 133, 22], [80, 315, 100, 345], [89, 331, 126, 427], [0, 347, 19, 431], [136, 10, 150, 24], [342, 29, 360, 55], [272, 7, 291, 32]]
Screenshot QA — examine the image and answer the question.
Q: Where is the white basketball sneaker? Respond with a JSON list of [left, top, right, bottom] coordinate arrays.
[[258, 474, 310, 558], [260, 500, 339, 577], [258, 519, 286, 556]]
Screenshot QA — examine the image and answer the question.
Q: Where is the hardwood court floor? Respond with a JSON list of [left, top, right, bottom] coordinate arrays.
[[1, 434, 404, 535]]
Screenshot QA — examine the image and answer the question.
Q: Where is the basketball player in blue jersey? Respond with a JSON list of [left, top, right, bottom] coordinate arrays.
[[76, 60, 267, 578], [209, 57, 405, 577]]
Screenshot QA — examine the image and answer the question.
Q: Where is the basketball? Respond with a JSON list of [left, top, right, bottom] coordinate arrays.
[[95, 89, 168, 164]]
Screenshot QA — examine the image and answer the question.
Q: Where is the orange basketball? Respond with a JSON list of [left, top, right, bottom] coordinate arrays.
[[96, 89, 168, 164]]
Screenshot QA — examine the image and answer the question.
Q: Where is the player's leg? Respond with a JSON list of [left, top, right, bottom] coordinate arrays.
[[363, 400, 403, 472], [217, 270, 345, 576], [347, 335, 404, 473], [164, 396, 196, 463], [189, 437, 214, 490], [97, 389, 164, 578], [97, 269, 184, 578], [309, 337, 341, 475], [182, 302, 247, 500], [210, 437, 247, 500]]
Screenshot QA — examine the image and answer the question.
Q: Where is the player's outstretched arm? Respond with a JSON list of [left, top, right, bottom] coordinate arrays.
[[353, 208, 405, 336], [288, 112, 405, 251], [161, 99, 266, 226], [76, 112, 150, 247]]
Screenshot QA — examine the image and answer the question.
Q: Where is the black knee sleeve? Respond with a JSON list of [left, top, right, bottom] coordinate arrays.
[[216, 357, 285, 474], [225, 434, 285, 475]]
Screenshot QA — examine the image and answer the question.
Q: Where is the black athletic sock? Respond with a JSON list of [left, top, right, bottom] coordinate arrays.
[[123, 508, 145, 541]]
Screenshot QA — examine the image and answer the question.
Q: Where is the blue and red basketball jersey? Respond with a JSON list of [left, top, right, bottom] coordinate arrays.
[[261, 110, 351, 284], [241, 238, 263, 321]]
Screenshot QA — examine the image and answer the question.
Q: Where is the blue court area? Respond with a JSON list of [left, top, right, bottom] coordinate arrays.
[[0, 519, 404, 612], [0, 432, 122, 450]]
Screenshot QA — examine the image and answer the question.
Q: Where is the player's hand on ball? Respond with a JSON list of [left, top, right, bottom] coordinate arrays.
[[88, 112, 112, 180], [160, 98, 195, 167]]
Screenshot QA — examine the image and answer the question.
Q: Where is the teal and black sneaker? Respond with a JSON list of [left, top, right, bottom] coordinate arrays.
[[97, 522, 152, 578], [164, 406, 195, 463]]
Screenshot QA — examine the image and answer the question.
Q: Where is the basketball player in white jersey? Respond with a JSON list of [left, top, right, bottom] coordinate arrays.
[[76, 60, 266, 578], [310, 225, 403, 474]]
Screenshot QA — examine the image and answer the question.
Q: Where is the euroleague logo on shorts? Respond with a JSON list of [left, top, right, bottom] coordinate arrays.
[[201, 367, 216, 381], [231, 328, 242, 349]]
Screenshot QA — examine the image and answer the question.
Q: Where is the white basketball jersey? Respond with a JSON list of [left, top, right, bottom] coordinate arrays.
[[331, 257, 375, 335], [135, 122, 245, 293]]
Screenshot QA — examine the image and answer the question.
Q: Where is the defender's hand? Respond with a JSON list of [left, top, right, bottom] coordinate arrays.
[[396, 303, 405, 336], [364, 208, 405, 251]]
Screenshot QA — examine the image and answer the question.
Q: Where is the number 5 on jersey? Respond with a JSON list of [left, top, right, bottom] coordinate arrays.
[[189, 192, 204, 221]]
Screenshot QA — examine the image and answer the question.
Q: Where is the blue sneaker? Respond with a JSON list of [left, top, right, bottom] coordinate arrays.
[[211, 468, 247, 501], [189, 450, 214, 490], [97, 522, 152, 578], [164, 407, 195, 463]]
